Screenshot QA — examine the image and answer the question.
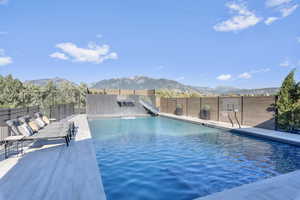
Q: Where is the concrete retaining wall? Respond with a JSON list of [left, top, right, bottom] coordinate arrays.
[[86, 94, 154, 116]]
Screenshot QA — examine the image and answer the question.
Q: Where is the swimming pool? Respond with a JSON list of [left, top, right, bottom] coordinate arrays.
[[89, 117, 300, 200]]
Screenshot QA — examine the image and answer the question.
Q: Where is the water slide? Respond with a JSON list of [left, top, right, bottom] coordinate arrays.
[[139, 99, 159, 116]]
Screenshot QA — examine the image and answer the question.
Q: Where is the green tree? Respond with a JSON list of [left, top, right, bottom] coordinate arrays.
[[40, 81, 59, 109], [23, 83, 43, 106], [276, 69, 297, 130], [0, 74, 88, 110], [57, 82, 77, 104], [78, 83, 88, 107], [0, 75, 24, 108]]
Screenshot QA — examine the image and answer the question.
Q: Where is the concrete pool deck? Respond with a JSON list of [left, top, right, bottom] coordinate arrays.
[[0, 114, 106, 200], [195, 170, 300, 200], [159, 113, 300, 200]]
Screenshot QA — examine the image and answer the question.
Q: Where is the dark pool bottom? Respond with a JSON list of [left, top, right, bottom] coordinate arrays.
[[89, 117, 300, 200]]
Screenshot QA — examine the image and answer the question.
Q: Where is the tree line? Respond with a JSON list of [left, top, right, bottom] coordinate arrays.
[[0, 75, 88, 109]]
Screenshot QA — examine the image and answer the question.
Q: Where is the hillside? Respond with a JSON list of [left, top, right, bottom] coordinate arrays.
[[92, 76, 200, 93], [25, 76, 279, 95], [24, 77, 75, 86], [195, 86, 279, 95]]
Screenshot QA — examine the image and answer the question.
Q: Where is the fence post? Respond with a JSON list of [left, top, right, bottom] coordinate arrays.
[[49, 105, 52, 119], [166, 98, 169, 113], [199, 97, 202, 119], [185, 98, 188, 116], [8, 108, 11, 136], [8, 108, 11, 121], [241, 96, 244, 125], [217, 96, 220, 121], [275, 95, 278, 130]]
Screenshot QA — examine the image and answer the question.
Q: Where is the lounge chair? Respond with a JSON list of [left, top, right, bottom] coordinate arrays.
[[4, 118, 72, 159], [1, 134, 24, 159], [33, 113, 76, 139], [17, 116, 73, 145]]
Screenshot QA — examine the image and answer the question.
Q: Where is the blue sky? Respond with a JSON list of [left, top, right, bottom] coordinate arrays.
[[0, 0, 299, 88]]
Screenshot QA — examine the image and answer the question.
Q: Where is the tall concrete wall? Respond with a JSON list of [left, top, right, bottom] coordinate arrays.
[[160, 96, 276, 130], [86, 94, 153, 116]]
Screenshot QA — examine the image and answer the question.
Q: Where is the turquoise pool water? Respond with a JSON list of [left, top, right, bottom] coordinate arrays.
[[89, 117, 300, 200]]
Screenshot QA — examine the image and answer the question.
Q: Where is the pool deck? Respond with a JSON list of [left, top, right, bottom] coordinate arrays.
[[159, 113, 300, 200], [0, 114, 106, 200], [195, 170, 300, 200]]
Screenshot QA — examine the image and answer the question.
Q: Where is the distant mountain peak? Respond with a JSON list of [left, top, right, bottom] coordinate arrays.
[[24, 77, 75, 87], [92, 76, 198, 93]]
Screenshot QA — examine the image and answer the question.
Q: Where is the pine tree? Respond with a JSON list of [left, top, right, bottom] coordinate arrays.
[[276, 69, 297, 130]]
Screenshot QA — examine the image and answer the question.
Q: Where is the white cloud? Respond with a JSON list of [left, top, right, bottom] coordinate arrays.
[[297, 37, 300, 43], [50, 52, 69, 60], [96, 34, 103, 38], [265, 17, 279, 25], [238, 72, 252, 79], [238, 68, 271, 79], [0, 49, 12, 66], [51, 42, 118, 64], [214, 2, 261, 32], [280, 59, 292, 67], [0, 31, 7, 35], [266, 0, 292, 7], [263, 3, 298, 25], [217, 74, 232, 81], [280, 4, 298, 17], [0, 57, 12, 66]]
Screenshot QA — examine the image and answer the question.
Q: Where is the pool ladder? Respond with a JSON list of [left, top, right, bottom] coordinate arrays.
[[227, 112, 241, 128]]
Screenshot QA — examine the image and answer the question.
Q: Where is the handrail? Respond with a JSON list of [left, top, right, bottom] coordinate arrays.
[[227, 113, 234, 127], [234, 112, 241, 128]]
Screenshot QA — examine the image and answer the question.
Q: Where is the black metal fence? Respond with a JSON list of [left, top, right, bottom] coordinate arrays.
[[47, 103, 75, 121], [0, 103, 77, 141]]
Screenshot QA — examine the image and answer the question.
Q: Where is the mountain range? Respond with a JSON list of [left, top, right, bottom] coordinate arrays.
[[24, 77, 73, 86], [24, 76, 279, 95]]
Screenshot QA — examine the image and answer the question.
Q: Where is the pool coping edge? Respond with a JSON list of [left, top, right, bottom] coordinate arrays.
[[159, 113, 300, 147]]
